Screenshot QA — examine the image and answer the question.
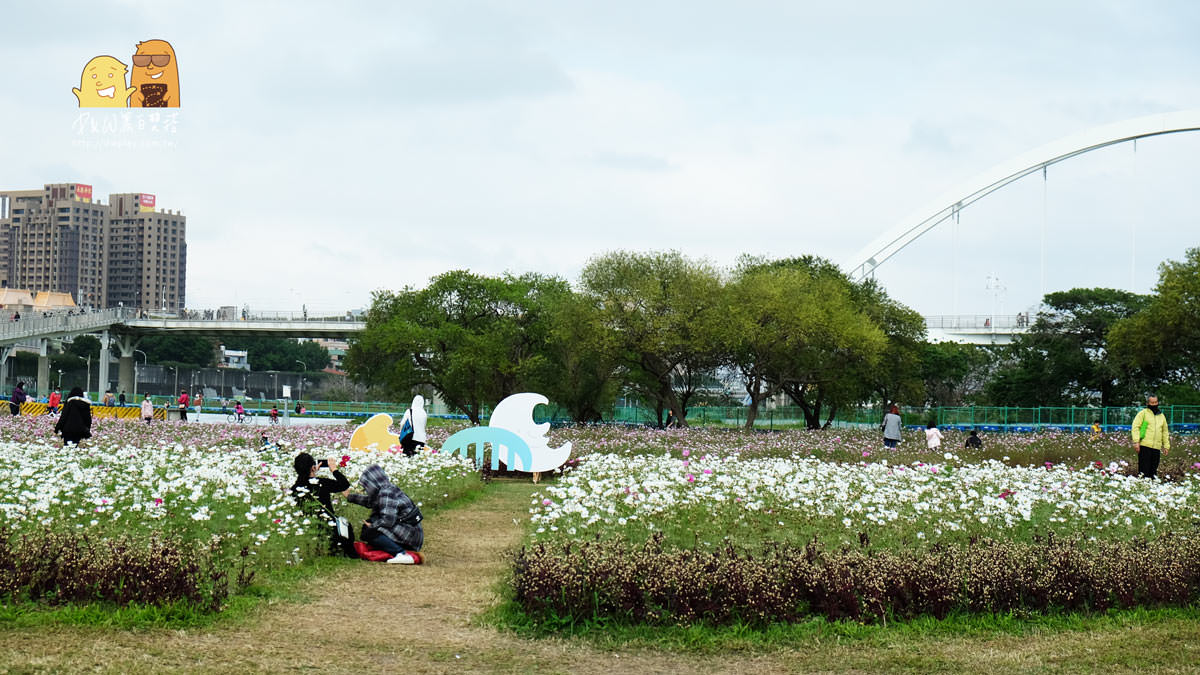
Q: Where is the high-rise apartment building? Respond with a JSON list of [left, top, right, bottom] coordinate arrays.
[[0, 183, 186, 311]]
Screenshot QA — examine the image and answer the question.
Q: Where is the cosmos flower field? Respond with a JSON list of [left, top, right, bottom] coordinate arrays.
[[4, 414, 1200, 624], [0, 416, 479, 611], [514, 425, 1200, 625]]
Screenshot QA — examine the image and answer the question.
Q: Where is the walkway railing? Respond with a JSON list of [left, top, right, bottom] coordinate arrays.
[[0, 306, 364, 346], [924, 314, 1032, 331], [0, 307, 131, 344]]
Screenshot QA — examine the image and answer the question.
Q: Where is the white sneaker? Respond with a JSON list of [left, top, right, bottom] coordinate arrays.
[[386, 553, 415, 564]]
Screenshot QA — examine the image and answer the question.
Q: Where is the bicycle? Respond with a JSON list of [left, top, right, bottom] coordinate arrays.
[[225, 411, 254, 424]]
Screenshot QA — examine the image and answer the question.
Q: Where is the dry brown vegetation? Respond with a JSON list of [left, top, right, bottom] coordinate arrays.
[[1, 480, 1199, 674]]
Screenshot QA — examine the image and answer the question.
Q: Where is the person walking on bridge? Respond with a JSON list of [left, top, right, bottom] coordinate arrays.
[[1131, 395, 1170, 479]]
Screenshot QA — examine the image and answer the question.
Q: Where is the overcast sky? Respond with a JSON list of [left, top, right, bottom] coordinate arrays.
[[2, 1, 1199, 316]]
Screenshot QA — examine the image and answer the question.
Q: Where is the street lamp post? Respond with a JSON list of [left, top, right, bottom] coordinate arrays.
[[133, 349, 146, 399], [171, 366, 178, 397], [295, 360, 306, 403], [56, 369, 63, 389]]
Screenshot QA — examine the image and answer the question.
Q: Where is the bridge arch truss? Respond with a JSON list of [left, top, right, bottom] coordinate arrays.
[[843, 110, 1200, 281]]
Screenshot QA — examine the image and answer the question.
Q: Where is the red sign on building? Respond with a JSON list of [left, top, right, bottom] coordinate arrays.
[[75, 184, 92, 201], [139, 193, 156, 212]]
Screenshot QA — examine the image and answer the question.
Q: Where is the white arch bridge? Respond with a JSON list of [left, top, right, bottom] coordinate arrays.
[[841, 110, 1200, 343]]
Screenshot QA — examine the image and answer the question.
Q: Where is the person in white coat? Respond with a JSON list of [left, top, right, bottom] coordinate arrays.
[[399, 394, 428, 457], [925, 421, 944, 450]]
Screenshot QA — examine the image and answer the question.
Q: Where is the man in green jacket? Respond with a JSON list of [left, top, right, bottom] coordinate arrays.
[[1131, 395, 1170, 479]]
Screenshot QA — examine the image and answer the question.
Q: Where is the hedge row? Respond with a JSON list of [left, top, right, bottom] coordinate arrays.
[[512, 533, 1200, 625]]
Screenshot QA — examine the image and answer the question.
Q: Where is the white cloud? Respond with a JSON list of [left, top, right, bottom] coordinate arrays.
[[1, 0, 1199, 316]]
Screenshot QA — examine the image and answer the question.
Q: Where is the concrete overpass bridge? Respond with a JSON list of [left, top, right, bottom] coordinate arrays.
[[924, 314, 1029, 345], [0, 307, 364, 398]]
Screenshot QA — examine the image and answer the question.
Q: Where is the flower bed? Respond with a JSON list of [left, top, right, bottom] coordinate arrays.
[[512, 426, 1200, 626], [0, 416, 481, 610], [514, 533, 1200, 625], [530, 453, 1200, 550]]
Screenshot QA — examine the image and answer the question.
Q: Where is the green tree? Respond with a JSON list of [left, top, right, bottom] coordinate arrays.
[[722, 258, 874, 428], [988, 288, 1148, 406], [219, 337, 329, 372], [1110, 248, 1200, 397], [579, 251, 724, 427], [919, 342, 995, 407], [65, 335, 101, 359], [138, 335, 216, 368], [346, 271, 565, 424], [739, 256, 890, 429], [850, 278, 927, 408], [526, 289, 620, 423]]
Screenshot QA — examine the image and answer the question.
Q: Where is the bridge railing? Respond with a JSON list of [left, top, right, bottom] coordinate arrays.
[[924, 314, 1031, 331], [0, 307, 132, 344], [138, 309, 363, 322]]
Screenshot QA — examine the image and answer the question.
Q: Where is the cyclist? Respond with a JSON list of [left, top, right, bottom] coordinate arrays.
[[235, 400, 246, 423], [269, 405, 280, 425]]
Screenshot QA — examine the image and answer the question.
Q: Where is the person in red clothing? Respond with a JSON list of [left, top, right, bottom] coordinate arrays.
[[178, 388, 190, 422], [47, 388, 62, 415]]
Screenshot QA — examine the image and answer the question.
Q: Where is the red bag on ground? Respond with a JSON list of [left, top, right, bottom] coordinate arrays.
[[352, 541, 425, 564], [353, 541, 393, 562]]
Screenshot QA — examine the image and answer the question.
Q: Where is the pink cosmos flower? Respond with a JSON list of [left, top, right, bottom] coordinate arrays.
[[542, 498, 552, 506], [686, 473, 695, 482]]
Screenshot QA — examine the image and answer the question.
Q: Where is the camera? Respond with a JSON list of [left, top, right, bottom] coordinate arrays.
[[317, 459, 331, 469]]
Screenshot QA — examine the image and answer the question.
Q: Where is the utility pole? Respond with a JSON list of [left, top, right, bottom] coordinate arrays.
[[295, 360, 306, 403]]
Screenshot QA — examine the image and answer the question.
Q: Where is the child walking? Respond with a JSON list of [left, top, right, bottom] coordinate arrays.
[[925, 421, 944, 450]]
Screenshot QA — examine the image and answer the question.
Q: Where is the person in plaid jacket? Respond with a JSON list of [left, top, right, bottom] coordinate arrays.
[[349, 464, 424, 564]]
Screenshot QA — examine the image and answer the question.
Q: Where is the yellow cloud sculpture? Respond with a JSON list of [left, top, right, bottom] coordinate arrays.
[[349, 413, 401, 452]]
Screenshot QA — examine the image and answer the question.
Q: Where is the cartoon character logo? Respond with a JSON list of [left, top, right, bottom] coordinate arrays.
[[130, 39, 179, 107], [72, 55, 136, 108]]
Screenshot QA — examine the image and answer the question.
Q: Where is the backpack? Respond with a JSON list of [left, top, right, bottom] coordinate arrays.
[[331, 515, 358, 558]]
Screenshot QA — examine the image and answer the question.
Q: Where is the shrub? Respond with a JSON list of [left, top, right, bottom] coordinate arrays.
[[511, 532, 1200, 626], [0, 529, 248, 611]]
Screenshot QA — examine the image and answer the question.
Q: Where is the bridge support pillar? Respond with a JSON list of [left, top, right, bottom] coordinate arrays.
[[37, 339, 50, 399], [97, 330, 112, 396], [0, 346, 11, 393], [114, 335, 138, 399]]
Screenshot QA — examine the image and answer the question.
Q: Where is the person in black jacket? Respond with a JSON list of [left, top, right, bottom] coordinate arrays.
[[965, 429, 983, 449], [291, 452, 356, 557], [54, 387, 92, 446], [291, 452, 351, 515]]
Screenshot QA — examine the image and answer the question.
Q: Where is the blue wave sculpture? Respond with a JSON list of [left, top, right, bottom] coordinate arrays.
[[441, 426, 533, 471]]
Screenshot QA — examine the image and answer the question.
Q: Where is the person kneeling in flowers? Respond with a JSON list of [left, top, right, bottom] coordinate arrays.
[[349, 464, 424, 564]]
